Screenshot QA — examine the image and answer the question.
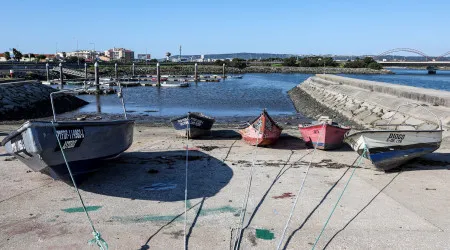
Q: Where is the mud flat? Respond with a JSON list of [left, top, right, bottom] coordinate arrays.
[[0, 124, 449, 249]]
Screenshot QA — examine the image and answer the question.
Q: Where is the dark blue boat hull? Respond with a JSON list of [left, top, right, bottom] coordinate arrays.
[[170, 113, 215, 138]]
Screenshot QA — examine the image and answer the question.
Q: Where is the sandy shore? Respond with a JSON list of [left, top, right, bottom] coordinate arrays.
[[0, 124, 448, 249]]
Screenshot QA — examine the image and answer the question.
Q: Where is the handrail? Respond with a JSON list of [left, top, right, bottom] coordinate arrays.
[[387, 102, 442, 130], [50, 89, 80, 122]]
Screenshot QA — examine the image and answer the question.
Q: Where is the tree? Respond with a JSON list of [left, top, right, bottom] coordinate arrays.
[[165, 52, 171, 61], [367, 61, 383, 70], [12, 48, 23, 61], [283, 57, 298, 67], [37, 55, 46, 61], [62, 52, 67, 58], [4, 51, 11, 60], [230, 58, 247, 69]]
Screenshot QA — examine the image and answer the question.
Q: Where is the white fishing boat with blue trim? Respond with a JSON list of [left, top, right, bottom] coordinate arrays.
[[344, 103, 443, 171]]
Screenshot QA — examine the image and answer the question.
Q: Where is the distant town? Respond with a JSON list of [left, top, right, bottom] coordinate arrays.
[[1, 47, 449, 64]]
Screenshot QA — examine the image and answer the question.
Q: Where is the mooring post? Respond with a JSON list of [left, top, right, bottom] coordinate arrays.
[[94, 62, 100, 92], [157, 62, 161, 86], [132, 62, 135, 77], [222, 63, 226, 79], [46, 63, 49, 82], [115, 63, 118, 81], [59, 63, 64, 86], [84, 63, 87, 88], [194, 63, 198, 81]]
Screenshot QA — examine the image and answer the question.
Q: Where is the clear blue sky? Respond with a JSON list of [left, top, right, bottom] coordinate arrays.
[[2, 0, 449, 58]]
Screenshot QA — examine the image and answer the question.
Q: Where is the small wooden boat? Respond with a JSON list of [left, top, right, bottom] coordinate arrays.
[[1, 89, 134, 180], [170, 112, 215, 138], [239, 109, 283, 146], [299, 116, 351, 150], [344, 103, 443, 171]]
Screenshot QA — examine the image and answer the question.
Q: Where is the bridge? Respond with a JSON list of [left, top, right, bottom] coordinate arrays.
[[374, 48, 450, 73]]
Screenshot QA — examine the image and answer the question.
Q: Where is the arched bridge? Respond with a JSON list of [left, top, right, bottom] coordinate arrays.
[[375, 48, 450, 71], [377, 48, 430, 60]]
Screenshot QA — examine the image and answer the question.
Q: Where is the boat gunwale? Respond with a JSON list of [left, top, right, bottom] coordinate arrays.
[[170, 112, 215, 123], [345, 129, 444, 139], [1, 119, 135, 146]]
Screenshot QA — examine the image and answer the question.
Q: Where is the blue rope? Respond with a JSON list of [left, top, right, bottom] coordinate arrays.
[[52, 121, 108, 250], [311, 147, 368, 250]]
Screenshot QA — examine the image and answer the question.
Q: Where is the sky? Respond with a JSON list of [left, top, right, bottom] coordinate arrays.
[[2, 0, 450, 58]]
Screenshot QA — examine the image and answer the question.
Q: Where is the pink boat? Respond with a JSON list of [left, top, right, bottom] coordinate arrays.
[[299, 117, 351, 150]]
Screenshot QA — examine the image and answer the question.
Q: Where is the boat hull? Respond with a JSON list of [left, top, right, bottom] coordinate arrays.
[[170, 113, 215, 138], [344, 130, 442, 170], [2, 120, 134, 179], [299, 123, 350, 150], [240, 110, 282, 146]]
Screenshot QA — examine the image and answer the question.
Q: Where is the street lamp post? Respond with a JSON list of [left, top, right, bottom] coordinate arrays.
[[90, 42, 96, 62]]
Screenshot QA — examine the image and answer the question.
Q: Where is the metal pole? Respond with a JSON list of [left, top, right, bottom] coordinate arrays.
[[115, 63, 118, 82], [84, 63, 87, 89], [94, 62, 99, 92], [157, 62, 161, 86], [194, 63, 198, 81], [59, 62, 64, 86], [132, 63, 135, 77], [46, 63, 49, 82], [222, 63, 226, 79]]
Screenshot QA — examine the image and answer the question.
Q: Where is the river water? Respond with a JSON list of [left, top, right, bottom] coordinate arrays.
[[73, 68, 450, 117]]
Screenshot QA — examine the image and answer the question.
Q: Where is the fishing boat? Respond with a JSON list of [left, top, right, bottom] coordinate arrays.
[[170, 112, 215, 138], [299, 116, 351, 150], [1, 89, 134, 180], [239, 109, 283, 146], [227, 75, 243, 79], [344, 103, 443, 171]]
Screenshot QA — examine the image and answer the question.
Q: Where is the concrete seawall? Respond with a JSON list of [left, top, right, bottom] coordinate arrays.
[[0, 80, 88, 121], [290, 74, 450, 133]]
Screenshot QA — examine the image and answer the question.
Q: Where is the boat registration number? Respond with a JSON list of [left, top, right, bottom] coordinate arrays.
[[55, 128, 85, 151], [11, 135, 32, 158], [386, 133, 405, 143]]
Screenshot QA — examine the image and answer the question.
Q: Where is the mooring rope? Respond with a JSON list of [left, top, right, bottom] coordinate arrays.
[[276, 122, 326, 250], [184, 113, 190, 250], [51, 121, 108, 250], [311, 147, 368, 250], [233, 122, 263, 250]]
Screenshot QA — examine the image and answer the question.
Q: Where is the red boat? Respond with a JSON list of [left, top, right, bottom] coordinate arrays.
[[239, 109, 283, 146], [299, 116, 351, 150]]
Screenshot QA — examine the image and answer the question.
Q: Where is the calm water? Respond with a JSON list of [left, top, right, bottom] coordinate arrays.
[[343, 68, 450, 91], [76, 73, 311, 117], [72, 69, 450, 117]]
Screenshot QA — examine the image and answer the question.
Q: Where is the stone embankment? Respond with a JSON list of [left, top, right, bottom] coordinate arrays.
[[99, 65, 391, 76], [0, 80, 88, 121], [289, 74, 450, 133]]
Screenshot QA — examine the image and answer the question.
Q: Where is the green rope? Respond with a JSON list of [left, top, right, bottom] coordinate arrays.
[[52, 121, 108, 250], [311, 147, 368, 250]]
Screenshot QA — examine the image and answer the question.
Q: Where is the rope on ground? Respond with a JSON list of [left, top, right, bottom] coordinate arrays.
[[51, 121, 108, 250], [311, 147, 368, 250], [233, 125, 262, 250], [276, 122, 326, 250], [184, 113, 190, 250]]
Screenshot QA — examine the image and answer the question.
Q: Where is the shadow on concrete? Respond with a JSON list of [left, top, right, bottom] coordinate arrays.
[[80, 150, 233, 201], [212, 129, 242, 140], [389, 155, 450, 172], [270, 134, 307, 150]]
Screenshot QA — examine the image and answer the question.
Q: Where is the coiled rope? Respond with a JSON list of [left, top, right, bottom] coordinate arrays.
[[51, 121, 108, 250], [311, 147, 368, 250], [276, 122, 326, 250]]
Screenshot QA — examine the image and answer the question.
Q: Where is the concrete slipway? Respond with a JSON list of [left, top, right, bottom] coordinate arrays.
[[0, 126, 449, 249]]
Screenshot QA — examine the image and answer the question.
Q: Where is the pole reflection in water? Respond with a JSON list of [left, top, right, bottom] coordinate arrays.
[[95, 94, 101, 113]]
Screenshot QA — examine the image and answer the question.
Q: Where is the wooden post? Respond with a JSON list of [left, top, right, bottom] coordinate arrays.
[[157, 62, 161, 86], [132, 62, 135, 77], [84, 63, 87, 89], [194, 63, 198, 81], [222, 63, 226, 79], [46, 63, 49, 82], [59, 63, 64, 86], [94, 62, 100, 92]]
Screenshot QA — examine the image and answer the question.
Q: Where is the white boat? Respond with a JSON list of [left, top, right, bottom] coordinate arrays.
[[160, 81, 190, 87], [344, 103, 443, 171], [100, 77, 116, 86]]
